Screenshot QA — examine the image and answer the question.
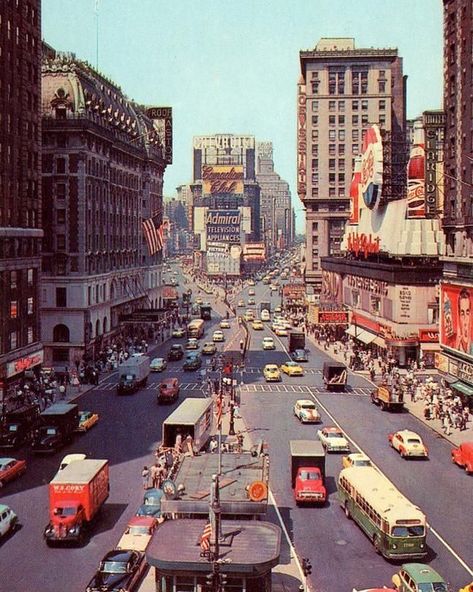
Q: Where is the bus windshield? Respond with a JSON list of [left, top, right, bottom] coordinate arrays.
[[391, 524, 425, 537]]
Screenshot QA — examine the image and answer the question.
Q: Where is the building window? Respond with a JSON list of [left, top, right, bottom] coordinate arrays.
[[329, 144, 336, 155], [329, 159, 336, 170], [311, 143, 318, 155], [312, 173, 319, 183], [328, 115, 335, 127], [371, 296, 381, 315], [329, 130, 336, 141], [53, 324, 70, 342], [311, 71, 319, 79], [311, 159, 318, 170], [338, 100, 345, 111], [352, 100, 359, 110], [378, 81, 386, 93], [311, 187, 319, 197], [379, 99, 386, 110], [57, 235, 66, 250], [338, 144, 345, 155], [10, 270, 17, 289], [379, 114, 386, 126], [338, 187, 345, 197], [27, 326, 34, 344], [10, 331, 18, 350], [56, 183, 66, 199], [27, 268, 34, 286], [312, 115, 318, 125], [352, 291, 360, 308], [339, 158, 345, 169], [57, 209, 66, 224], [52, 348, 69, 362], [361, 100, 369, 111], [10, 301, 18, 318], [56, 158, 66, 174], [339, 173, 345, 183], [338, 130, 345, 141], [329, 100, 336, 112], [329, 173, 336, 184], [352, 129, 359, 140], [56, 287, 67, 307], [352, 115, 359, 125], [312, 100, 319, 111], [329, 187, 336, 197], [338, 115, 345, 125], [311, 81, 319, 94], [352, 143, 359, 153], [27, 297, 34, 314], [362, 114, 369, 125]]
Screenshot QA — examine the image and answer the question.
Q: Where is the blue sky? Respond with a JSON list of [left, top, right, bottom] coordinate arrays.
[[42, 0, 443, 233]]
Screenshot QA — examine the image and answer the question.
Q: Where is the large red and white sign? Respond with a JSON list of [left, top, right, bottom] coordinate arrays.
[[360, 125, 383, 210], [349, 156, 362, 224], [7, 349, 44, 378], [440, 282, 473, 360]]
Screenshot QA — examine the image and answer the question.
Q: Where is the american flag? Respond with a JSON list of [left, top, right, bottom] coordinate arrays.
[[200, 522, 212, 551], [142, 214, 164, 256]]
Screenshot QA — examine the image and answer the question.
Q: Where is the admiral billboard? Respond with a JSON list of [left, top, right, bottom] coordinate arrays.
[[206, 210, 241, 243]]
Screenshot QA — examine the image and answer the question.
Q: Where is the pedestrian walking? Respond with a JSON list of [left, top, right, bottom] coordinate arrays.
[[142, 466, 150, 489], [150, 462, 160, 488], [442, 415, 451, 436]]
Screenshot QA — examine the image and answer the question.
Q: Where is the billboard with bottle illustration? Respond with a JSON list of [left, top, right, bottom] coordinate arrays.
[[440, 283, 473, 359]]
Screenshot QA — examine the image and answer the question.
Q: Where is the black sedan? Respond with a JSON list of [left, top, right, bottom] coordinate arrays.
[[183, 354, 202, 371], [291, 349, 308, 362], [85, 549, 145, 592]]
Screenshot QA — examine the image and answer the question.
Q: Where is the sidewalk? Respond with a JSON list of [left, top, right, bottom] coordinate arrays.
[[306, 333, 472, 448]]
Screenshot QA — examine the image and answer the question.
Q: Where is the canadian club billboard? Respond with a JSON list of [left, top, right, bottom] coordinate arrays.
[[206, 210, 241, 243], [202, 165, 244, 195]]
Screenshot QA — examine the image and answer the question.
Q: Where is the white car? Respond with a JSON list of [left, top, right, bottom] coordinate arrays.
[[59, 453, 86, 472], [262, 337, 275, 350], [0, 504, 17, 538], [261, 310, 271, 322], [294, 400, 321, 423], [212, 330, 225, 342], [317, 427, 350, 453], [150, 358, 167, 372], [388, 430, 429, 459], [219, 320, 231, 329], [248, 288, 255, 296]]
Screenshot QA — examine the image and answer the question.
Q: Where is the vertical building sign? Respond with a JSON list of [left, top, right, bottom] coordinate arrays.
[[146, 107, 173, 164], [297, 80, 307, 199], [423, 111, 444, 218], [406, 124, 426, 219]]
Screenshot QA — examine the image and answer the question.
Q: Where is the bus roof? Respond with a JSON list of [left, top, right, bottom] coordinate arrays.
[[339, 467, 425, 524], [188, 319, 204, 326]]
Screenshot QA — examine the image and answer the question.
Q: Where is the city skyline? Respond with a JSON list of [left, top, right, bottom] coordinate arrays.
[[42, 0, 443, 233]]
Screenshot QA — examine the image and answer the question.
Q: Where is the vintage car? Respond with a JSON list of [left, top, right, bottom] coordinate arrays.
[[248, 288, 255, 296], [388, 430, 429, 459], [117, 516, 158, 552], [212, 330, 225, 343], [171, 328, 185, 338], [185, 338, 200, 350], [262, 337, 275, 350], [263, 364, 281, 382], [451, 441, 473, 473], [202, 342, 217, 355], [86, 549, 146, 592], [136, 488, 164, 519], [219, 320, 231, 329], [291, 349, 308, 362], [342, 453, 372, 469], [167, 344, 184, 361], [252, 320, 264, 330], [293, 400, 321, 423], [317, 427, 350, 453], [391, 563, 448, 592], [237, 300, 245, 308], [183, 353, 202, 371], [274, 325, 288, 337], [157, 378, 180, 404], [0, 504, 18, 538], [280, 361, 303, 377], [0, 457, 26, 487], [75, 410, 99, 432], [150, 357, 167, 372]]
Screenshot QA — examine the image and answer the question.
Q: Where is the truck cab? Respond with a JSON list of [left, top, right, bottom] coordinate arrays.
[[117, 373, 137, 395], [32, 404, 79, 453], [294, 467, 326, 505], [371, 384, 404, 411]]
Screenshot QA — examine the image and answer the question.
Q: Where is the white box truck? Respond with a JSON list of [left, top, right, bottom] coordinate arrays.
[[117, 354, 150, 395]]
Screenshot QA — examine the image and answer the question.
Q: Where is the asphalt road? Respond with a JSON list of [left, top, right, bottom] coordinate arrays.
[[1, 267, 472, 591], [238, 279, 473, 592]]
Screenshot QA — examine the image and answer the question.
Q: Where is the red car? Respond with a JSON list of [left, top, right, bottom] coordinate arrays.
[[157, 378, 180, 404], [0, 457, 26, 487], [451, 441, 473, 474]]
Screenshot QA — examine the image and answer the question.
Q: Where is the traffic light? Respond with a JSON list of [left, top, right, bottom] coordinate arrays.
[[302, 557, 312, 576]]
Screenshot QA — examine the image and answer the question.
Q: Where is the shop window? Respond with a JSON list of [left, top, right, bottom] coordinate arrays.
[[10, 300, 18, 318], [352, 291, 360, 308], [371, 296, 381, 315]]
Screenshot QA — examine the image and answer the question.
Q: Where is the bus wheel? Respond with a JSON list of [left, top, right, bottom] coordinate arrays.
[[380, 401, 386, 411], [373, 535, 381, 554], [344, 502, 351, 519]]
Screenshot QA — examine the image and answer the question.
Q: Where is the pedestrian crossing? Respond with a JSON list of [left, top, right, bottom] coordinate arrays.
[[239, 383, 372, 396], [98, 381, 206, 392], [243, 367, 322, 375]]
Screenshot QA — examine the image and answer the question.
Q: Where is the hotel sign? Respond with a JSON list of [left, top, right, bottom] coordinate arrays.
[[297, 81, 307, 198], [146, 107, 173, 164]]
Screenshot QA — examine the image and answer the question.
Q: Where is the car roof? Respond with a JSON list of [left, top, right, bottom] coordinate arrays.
[[347, 453, 370, 460], [265, 364, 279, 369], [401, 563, 445, 583], [152, 358, 164, 362], [263, 337, 273, 340], [296, 399, 314, 406], [128, 515, 156, 527], [397, 430, 421, 438], [324, 426, 342, 433], [103, 549, 136, 562], [0, 458, 16, 464]]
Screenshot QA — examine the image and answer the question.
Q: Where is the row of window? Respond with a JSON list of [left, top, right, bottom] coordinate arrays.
[[5, 327, 35, 352], [311, 187, 346, 198], [9, 297, 34, 318], [312, 99, 387, 112], [311, 77, 387, 96]]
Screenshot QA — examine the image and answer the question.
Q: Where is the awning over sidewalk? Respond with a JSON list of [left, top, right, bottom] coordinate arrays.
[[345, 326, 357, 337], [451, 381, 473, 399], [356, 330, 377, 345], [372, 336, 386, 348], [420, 343, 440, 351]]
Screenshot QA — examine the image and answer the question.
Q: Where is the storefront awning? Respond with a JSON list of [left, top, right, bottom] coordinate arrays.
[[420, 342, 440, 351], [356, 330, 377, 344], [372, 336, 386, 348], [345, 326, 357, 337], [451, 381, 473, 398]]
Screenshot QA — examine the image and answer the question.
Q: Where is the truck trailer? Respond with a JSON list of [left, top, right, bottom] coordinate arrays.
[[322, 362, 347, 392], [162, 398, 213, 453], [31, 403, 79, 453], [117, 354, 150, 395], [288, 331, 306, 353], [290, 440, 326, 505], [44, 458, 109, 545]]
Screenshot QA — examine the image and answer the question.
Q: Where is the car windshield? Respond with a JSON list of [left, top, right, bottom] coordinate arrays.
[[354, 459, 371, 467], [54, 506, 76, 516], [418, 584, 448, 592], [8, 424, 18, 432], [79, 412, 89, 421], [267, 366, 278, 371], [46, 428, 57, 435], [407, 438, 421, 444], [301, 404, 315, 410], [300, 471, 320, 480], [102, 561, 127, 574], [326, 432, 343, 438], [391, 525, 425, 537], [145, 497, 161, 505], [129, 525, 150, 535]]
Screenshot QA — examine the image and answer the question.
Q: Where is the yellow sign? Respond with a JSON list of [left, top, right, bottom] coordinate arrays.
[[202, 165, 244, 195]]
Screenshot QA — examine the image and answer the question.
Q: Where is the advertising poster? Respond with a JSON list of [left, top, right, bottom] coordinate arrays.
[[202, 165, 244, 195], [206, 210, 241, 243], [440, 283, 473, 359]]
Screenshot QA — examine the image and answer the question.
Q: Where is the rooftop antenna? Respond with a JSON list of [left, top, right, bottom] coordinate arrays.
[[95, 0, 100, 70]]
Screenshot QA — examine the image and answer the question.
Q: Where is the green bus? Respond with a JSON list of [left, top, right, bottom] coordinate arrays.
[[338, 467, 427, 560]]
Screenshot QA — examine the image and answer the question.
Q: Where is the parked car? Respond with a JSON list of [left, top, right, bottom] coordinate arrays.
[[117, 515, 158, 552], [293, 400, 320, 423], [0, 504, 18, 538], [212, 330, 225, 342], [262, 337, 275, 350], [85, 549, 146, 592], [391, 563, 448, 592], [171, 328, 185, 338], [150, 358, 167, 372], [202, 342, 217, 355], [317, 427, 350, 453], [75, 410, 99, 432], [157, 378, 180, 404], [388, 430, 429, 459], [136, 488, 164, 518], [451, 441, 473, 473], [167, 344, 184, 361], [280, 361, 303, 376], [0, 458, 26, 487], [183, 353, 202, 371]]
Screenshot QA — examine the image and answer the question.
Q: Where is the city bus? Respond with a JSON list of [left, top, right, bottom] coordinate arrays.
[[187, 319, 205, 339], [338, 467, 427, 560], [200, 304, 212, 321]]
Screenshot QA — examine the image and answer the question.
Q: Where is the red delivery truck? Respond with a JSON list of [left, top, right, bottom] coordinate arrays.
[[290, 440, 326, 505], [44, 458, 109, 545]]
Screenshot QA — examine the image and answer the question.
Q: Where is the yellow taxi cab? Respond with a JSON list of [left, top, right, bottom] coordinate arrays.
[[459, 583, 473, 592], [252, 319, 263, 330], [342, 453, 372, 469], [263, 364, 281, 382], [280, 361, 303, 376], [76, 410, 99, 432]]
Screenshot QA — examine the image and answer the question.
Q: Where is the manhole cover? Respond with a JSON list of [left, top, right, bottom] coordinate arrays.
[[335, 539, 348, 546]]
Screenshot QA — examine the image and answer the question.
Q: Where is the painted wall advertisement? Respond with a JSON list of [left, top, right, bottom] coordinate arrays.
[[206, 210, 241, 243], [440, 282, 473, 360], [202, 165, 244, 195]]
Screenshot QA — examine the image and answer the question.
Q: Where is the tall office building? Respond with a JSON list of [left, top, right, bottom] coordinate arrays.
[[0, 1, 43, 398], [439, 1, 473, 398], [256, 142, 293, 255], [298, 38, 406, 292]]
